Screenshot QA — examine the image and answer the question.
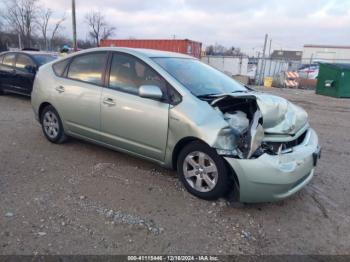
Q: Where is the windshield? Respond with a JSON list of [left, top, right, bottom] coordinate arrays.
[[152, 57, 247, 96], [33, 54, 58, 65]]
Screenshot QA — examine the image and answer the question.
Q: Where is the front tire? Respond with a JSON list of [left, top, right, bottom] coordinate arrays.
[[41, 105, 67, 144], [177, 141, 232, 200]]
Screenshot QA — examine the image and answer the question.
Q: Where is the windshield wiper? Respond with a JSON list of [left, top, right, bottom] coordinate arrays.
[[231, 90, 248, 93], [197, 89, 250, 98], [244, 85, 255, 91]]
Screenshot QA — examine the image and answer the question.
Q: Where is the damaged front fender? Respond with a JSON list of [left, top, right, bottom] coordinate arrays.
[[210, 92, 309, 160], [164, 90, 309, 168]]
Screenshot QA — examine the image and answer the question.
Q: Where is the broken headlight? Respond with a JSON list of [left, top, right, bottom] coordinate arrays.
[[214, 127, 241, 157]]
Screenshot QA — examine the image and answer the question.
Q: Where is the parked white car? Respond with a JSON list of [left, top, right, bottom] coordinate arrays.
[[298, 64, 319, 79]]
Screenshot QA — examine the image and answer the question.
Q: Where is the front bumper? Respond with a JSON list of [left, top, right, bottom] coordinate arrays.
[[225, 128, 321, 203]]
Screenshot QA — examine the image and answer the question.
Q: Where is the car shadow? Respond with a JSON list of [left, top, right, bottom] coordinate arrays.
[[48, 136, 308, 209], [64, 136, 176, 179], [1, 92, 31, 101]]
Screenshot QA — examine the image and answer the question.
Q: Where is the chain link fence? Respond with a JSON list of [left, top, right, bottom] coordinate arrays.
[[253, 57, 350, 89]]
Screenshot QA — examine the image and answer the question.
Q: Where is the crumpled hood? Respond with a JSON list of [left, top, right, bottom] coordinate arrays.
[[254, 93, 308, 134], [212, 92, 309, 135]]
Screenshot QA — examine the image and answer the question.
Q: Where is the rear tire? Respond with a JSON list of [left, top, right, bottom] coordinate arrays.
[[40, 105, 67, 144], [177, 141, 232, 200]]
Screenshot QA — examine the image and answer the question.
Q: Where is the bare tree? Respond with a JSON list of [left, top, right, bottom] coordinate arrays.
[[0, 5, 5, 31], [4, 0, 38, 48], [0, 15, 3, 30], [77, 38, 94, 49], [36, 8, 51, 50], [206, 45, 214, 55], [85, 11, 115, 47], [0, 14, 6, 51], [49, 17, 65, 50], [36, 8, 65, 50], [213, 44, 227, 55]]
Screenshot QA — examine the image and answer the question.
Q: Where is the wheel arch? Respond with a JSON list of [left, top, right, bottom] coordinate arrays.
[[38, 102, 52, 121], [172, 136, 241, 193], [223, 159, 240, 189], [172, 137, 206, 170]]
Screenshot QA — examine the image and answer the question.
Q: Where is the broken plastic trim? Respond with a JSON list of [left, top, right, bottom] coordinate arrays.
[[213, 127, 242, 158], [210, 95, 265, 159], [247, 110, 264, 158]]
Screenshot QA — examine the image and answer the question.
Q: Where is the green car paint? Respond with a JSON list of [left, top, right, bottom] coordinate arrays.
[[31, 47, 321, 203]]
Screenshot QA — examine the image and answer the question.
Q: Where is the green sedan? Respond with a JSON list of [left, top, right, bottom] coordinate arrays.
[[31, 47, 321, 202]]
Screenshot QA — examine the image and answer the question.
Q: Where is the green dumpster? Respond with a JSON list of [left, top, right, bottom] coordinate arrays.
[[316, 63, 350, 98]]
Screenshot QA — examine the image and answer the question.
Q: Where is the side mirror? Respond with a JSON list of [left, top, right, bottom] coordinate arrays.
[[138, 85, 163, 100], [25, 64, 37, 73]]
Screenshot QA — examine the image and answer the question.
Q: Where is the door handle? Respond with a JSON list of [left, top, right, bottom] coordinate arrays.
[[55, 86, 65, 93], [103, 97, 116, 106]]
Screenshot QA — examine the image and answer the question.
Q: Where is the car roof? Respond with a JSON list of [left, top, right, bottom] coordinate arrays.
[[0, 51, 58, 56], [74, 47, 195, 59]]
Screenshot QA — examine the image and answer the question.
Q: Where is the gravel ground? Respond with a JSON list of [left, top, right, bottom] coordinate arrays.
[[0, 87, 350, 255]]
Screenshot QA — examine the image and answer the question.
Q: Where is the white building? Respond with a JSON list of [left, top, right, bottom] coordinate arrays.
[[201, 56, 249, 76], [302, 45, 350, 64]]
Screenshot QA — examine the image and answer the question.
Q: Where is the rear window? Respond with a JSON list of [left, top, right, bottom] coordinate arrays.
[[3, 53, 16, 67], [53, 59, 70, 77], [16, 54, 35, 69], [32, 54, 58, 65], [67, 52, 108, 85]]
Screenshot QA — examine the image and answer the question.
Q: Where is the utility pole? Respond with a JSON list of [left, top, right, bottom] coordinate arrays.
[[307, 54, 314, 79], [72, 0, 77, 51], [267, 38, 272, 76], [254, 51, 261, 83], [18, 33, 22, 50], [258, 34, 268, 85]]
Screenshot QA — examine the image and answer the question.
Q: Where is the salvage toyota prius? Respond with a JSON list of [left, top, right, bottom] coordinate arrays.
[[31, 47, 321, 203]]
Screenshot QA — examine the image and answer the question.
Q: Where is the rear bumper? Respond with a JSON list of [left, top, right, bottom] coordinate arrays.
[[225, 128, 320, 203]]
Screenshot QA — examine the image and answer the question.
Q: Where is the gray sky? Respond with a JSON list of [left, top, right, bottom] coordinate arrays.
[[41, 0, 350, 53]]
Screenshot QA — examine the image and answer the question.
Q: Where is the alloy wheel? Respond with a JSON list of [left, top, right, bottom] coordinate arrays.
[[182, 151, 219, 192], [43, 111, 59, 139]]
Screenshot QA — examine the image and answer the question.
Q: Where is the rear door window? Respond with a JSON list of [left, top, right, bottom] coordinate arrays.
[[0, 54, 5, 64], [3, 53, 16, 67], [67, 52, 108, 85], [15, 54, 35, 69]]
